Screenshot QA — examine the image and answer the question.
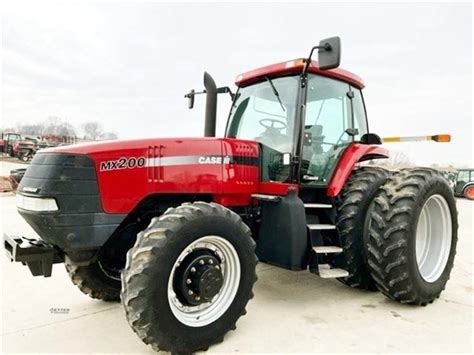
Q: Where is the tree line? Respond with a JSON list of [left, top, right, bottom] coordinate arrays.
[[4, 116, 118, 141]]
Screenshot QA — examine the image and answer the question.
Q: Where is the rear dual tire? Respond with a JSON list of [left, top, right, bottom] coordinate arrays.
[[365, 168, 458, 305], [332, 167, 390, 290]]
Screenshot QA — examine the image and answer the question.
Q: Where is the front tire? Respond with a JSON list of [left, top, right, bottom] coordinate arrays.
[[365, 168, 458, 305], [121, 202, 258, 353]]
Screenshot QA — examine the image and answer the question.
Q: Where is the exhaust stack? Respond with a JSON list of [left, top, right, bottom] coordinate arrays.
[[203, 72, 217, 137]]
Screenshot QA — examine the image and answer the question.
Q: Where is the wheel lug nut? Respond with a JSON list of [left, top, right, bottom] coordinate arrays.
[[186, 279, 191, 284], [208, 259, 213, 264], [195, 296, 200, 301], [199, 260, 205, 265], [215, 265, 220, 270], [190, 267, 196, 272], [188, 290, 193, 295]]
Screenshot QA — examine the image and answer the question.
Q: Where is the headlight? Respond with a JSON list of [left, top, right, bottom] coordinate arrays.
[[16, 194, 59, 212]]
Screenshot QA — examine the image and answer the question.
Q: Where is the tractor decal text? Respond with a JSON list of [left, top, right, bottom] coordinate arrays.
[[100, 157, 146, 172], [198, 155, 231, 164]]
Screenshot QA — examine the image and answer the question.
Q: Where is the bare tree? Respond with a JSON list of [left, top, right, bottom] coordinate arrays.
[[16, 123, 45, 135], [377, 150, 413, 168], [15, 117, 75, 137], [82, 121, 118, 140], [82, 121, 102, 140], [101, 132, 118, 140]]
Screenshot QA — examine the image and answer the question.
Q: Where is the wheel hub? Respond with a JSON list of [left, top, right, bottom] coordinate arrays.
[[174, 251, 223, 305]]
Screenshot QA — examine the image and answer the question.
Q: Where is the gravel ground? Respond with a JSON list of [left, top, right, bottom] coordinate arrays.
[[0, 161, 472, 353]]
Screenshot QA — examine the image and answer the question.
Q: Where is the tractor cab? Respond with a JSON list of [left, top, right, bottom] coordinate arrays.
[[226, 63, 369, 185], [1, 132, 22, 156]]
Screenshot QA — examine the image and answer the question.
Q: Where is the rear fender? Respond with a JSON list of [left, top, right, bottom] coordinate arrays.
[[326, 143, 389, 197]]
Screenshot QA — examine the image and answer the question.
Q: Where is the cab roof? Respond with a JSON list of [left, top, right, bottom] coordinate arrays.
[[235, 58, 365, 89]]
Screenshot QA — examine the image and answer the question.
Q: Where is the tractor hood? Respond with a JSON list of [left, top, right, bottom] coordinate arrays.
[[34, 137, 260, 213], [44, 137, 222, 155]]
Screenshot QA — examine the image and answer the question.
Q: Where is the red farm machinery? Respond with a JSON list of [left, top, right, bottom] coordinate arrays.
[[4, 37, 457, 352]]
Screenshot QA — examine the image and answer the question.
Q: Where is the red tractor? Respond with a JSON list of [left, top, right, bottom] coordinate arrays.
[[4, 37, 457, 353], [0, 132, 36, 161]]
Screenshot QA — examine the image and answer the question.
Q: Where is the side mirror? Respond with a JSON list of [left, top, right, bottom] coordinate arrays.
[[185, 89, 195, 109], [318, 36, 341, 70]]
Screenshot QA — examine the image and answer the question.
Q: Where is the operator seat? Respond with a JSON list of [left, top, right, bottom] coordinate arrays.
[[256, 125, 290, 153], [302, 124, 327, 177], [309, 124, 325, 154]]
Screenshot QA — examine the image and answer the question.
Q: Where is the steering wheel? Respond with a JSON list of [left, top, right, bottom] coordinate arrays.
[[259, 118, 287, 131]]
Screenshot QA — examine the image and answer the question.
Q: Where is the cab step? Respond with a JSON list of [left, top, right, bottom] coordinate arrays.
[[307, 224, 336, 230], [317, 264, 349, 279], [304, 203, 332, 209], [251, 194, 281, 202], [313, 246, 343, 254]]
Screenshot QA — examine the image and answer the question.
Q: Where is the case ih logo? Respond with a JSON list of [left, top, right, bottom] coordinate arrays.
[[100, 157, 146, 171], [198, 155, 231, 164]]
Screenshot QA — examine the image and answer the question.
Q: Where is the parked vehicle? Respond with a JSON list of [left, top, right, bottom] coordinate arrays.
[[4, 37, 458, 353], [0, 132, 36, 161], [453, 169, 474, 200], [0, 132, 22, 156]]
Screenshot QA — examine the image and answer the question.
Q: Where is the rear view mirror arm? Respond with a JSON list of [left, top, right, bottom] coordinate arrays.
[[184, 86, 235, 110]]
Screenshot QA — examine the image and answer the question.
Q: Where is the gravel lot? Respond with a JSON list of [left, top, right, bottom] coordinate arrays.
[[1, 161, 472, 353]]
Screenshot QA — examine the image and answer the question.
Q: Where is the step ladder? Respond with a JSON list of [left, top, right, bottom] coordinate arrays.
[[251, 194, 349, 279], [310, 244, 349, 278], [305, 203, 348, 279]]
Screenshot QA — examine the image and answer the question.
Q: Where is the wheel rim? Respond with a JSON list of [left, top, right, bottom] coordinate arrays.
[[98, 259, 122, 281], [167, 235, 241, 327], [465, 186, 474, 199], [415, 194, 452, 282]]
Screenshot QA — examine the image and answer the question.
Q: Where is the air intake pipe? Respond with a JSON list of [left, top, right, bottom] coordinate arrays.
[[203, 72, 217, 137]]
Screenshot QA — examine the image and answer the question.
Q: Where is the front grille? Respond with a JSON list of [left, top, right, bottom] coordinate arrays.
[[16, 153, 125, 254], [18, 153, 100, 213]]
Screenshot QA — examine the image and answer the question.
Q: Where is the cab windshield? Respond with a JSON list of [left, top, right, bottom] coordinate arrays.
[[226, 76, 299, 153], [226, 76, 299, 182]]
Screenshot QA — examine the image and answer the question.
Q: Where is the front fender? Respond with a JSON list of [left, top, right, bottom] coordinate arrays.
[[326, 143, 389, 197]]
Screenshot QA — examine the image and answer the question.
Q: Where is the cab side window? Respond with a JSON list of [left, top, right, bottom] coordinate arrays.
[[351, 87, 369, 141], [458, 171, 469, 182]]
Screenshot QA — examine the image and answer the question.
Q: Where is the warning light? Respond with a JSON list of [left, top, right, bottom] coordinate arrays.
[[432, 134, 451, 143]]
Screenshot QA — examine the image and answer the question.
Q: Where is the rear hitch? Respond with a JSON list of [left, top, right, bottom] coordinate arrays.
[[3, 234, 63, 277]]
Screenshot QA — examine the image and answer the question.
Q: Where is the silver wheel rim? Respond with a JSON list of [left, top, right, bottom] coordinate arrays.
[[167, 236, 241, 327], [415, 194, 452, 283], [98, 260, 122, 281]]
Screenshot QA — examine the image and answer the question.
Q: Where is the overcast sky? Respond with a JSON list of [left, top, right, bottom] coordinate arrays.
[[2, 2, 472, 166]]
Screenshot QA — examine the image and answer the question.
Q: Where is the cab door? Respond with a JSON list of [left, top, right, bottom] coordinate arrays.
[[299, 75, 369, 186]]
